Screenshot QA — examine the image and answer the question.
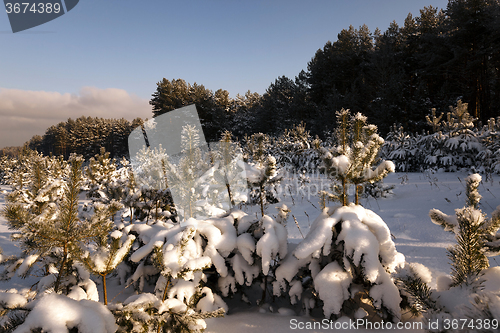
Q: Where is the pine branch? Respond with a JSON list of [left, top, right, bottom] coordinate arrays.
[[396, 267, 438, 315], [429, 209, 457, 232]]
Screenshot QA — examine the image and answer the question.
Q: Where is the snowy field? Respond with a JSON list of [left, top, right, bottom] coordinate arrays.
[[1, 171, 499, 332]]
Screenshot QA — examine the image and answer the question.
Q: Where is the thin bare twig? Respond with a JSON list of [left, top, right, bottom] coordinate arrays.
[[292, 215, 304, 239]]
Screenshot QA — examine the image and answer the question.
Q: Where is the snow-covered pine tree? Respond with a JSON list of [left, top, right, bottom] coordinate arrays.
[[151, 226, 226, 333], [1, 150, 66, 282], [420, 100, 481, 172], [246, 155, 280, 218], [382, 124, 421, 172], [0, 153, 24, 186], [383, 101, 497, 173], [85, 147, 123, 204], [274, 205, 405, 321], [131, 145, 176, 222], [418, 130, 448, 170], [441, 101, 482, 171], [426, 108, 444, 133], [188, 205, 288, 308], [243, 132, 270, 164], [118, 199, 292, 325], [218, 205, 291, 305], [394, 262, 437, 317], [319, 109, 394, 206], [80, 214, 135, 305], [244, 133, 281, 217], [161, 124, 211, 220], [3, 148, 65, 208], [3, 155, 123, 295], [270, 122, 322, 172], [396, 174, 500, 330], [207, 130, 248, 212], [443, 100, 475, 133], [478, 117, 500, 176], [273, 111, 403, 322], [114, 216, 236, 332], [122, 157, 143, 222], [429, 174, 500, 285], [132, 144, 169, 191], [211, 130, 238, 207]]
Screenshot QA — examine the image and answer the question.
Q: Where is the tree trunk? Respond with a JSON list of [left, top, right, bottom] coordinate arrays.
[[259, 184, 265, 217], [102, 274, 108, 305], [355, 184, 359, 205], [54, 247, 68, 293], [342, 177, 347, 206], [261, 275, 268, 304], [157, 278, 171, 333]]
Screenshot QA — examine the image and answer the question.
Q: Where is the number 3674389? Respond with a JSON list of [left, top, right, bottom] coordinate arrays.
[[5, 2, 61, 14]]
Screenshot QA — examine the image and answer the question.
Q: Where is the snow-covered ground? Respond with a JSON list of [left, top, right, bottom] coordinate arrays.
[[1, 171, 499, 332]]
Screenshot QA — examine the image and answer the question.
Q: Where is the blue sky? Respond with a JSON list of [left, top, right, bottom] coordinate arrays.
[[0, 0, 449, 147]]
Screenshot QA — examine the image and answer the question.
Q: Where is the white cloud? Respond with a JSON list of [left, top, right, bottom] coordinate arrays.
[[0, 87, 152, 148]]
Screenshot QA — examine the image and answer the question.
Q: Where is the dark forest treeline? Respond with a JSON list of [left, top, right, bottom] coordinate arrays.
[[151, 0, 500, 137], [0, 146, 23, 157], [25, 116, 145, 160], [17, 0, 500, 159]]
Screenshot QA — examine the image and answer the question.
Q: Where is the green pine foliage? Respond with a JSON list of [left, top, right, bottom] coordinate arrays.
[[243, 133, 282, 217], [384, 101, 500, 173], [319, 109, 394, 206], [111, 297, 225, 333], [3, 155, 123, 295], [448, 206, 489, 286], [86, 147, 124, 204], [479, 117, 500, 176], [397, 173, 500, 326], [395, 263, 437, 316], [430, 174, 500, 286], [426, 108, 444, 133], [80, 215, 135, 305]]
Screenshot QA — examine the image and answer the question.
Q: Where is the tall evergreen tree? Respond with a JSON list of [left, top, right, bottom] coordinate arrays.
[[150, 78, 230, 141], [445, 0, 500, 122]]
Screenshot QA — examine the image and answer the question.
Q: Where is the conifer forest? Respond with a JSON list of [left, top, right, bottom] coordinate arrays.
[[1, 1, 500, 332]]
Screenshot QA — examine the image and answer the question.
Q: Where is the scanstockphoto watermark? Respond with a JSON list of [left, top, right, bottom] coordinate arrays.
[[289, 318, 499, 331], [289, 318, 424, 331], [273, 169, 374, 201], [3, 0, 79, 33]]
